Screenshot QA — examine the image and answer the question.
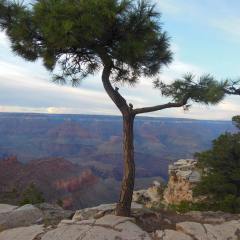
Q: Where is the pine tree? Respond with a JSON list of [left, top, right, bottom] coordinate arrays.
[[224, 79, 240, 96], [20, 183, 45, 205], [0, 0, 226, 216], [194, 116, 240, 213]]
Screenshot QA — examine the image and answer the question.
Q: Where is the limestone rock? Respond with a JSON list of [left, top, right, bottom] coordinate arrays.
[[204, 220, 240, 240], [155, 229, 193, 240], [36, 202, 73, 225], [0, 225, 44, 240], [164, 159, 201, 204], [176, 222, 208, 240], [72, 202, 143, 221], [95, 214, 134, 227], [183, 211, 238, 224], [72, 203, 116, 221], [133, 181, 164, 207], [133, 190, 150, 203], [174, 220, 240, 240], [0, 204, 18, 214], [42, 214, 151, 240], [0, 204, 43, 230]]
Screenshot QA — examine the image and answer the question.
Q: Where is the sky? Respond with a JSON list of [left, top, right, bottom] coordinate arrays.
[[0, 0, 239, 120]]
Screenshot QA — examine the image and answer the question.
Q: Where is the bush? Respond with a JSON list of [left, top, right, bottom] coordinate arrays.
[[168, 201, 208, 213], [19, 183, 45, 205], [192, 116, 240, 213]]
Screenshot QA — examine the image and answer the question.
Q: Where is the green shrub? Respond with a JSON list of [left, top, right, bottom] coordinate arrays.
[[19, 183, 45, 205], [192, 116, 240, 213]]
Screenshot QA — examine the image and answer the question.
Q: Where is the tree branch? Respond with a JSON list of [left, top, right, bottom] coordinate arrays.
[[99, 50, 129, 115], [224, 88, 240, 96], [133, 95, 190, 115]]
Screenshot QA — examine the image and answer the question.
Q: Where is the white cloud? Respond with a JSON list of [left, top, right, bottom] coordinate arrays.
[[0, 32, 9, 47], [157, 0, 183, 15], [211, 17, 240, 41], [165, 60, 203, 77], [0, 51, 233, 120]]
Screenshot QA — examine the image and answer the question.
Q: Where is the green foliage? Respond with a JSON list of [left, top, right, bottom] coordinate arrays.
[[233, 115, 240, 129], [224, 78, 240, 95], [169, 196, 240, 214], [193, 119, 240, 213], [20, 183, 45, 205], [0, 0, 172, 85], [168, 201, 206, 213], [176, 196, 240, 213], [154, 73, 226, 106]]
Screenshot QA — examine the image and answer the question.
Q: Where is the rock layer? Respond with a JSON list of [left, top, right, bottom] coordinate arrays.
[[164, 159, 201, 204]]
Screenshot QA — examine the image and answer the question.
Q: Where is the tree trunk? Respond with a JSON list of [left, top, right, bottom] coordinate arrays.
[[100, 63, 136, 217], [116, 113, 135, 216]]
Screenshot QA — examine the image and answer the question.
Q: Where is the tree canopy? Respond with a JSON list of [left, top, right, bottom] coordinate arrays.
[[233, 115, 240, 129], [0, 0, 172, 85], [224, 78, 240, 96], [194, 116, 240, 213]]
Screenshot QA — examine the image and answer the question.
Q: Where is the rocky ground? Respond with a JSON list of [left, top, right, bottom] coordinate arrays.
[[0, 202, 240, 240]]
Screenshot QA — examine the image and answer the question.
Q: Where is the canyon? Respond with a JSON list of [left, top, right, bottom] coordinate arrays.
[[0, 113, 235, 209]]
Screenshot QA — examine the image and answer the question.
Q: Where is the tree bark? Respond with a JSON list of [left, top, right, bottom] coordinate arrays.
[[116, 113, 135, 216], [101, 63, 135, 216]]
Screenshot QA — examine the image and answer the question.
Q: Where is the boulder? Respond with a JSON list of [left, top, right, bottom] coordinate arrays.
[[176, 222, 208, 240], [133, 181, 164, 207], [155, 229, 193, 240], [204, 220, 240, 240], [0, 225, 44, 240], [175, 220, 240, 240], [0, 204, 18, 214], [0, 204, 43, 230], [164, 159, 201, 204], [36, 203, 74, 225]]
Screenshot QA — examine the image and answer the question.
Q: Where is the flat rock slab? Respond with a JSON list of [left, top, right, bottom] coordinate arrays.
[[73, 202, 143, 221], [0, 225, 44, 240], [176, 220, 240, 240], [0, 204, 43, 230], [42, 214, 151, 240], [0, 204, 18, 214], [176, 222, 208, 240], [155, 229, 193, 240], [204, 220, 240, 240]]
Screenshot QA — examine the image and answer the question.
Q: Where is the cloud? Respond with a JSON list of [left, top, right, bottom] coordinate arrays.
[[0, 50, 234, 120], [157, 0, 183, 15], [165, 60, 203, 78], [211, 17, 240, 41], [0, 32, 9, 47]]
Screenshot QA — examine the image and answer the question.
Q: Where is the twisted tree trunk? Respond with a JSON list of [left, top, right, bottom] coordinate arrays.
[[116, 113, 135, 216], [101, 62, 136, 217]]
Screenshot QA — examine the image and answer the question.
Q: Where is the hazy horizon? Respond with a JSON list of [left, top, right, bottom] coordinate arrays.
[[0, 111, 235, 122]]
